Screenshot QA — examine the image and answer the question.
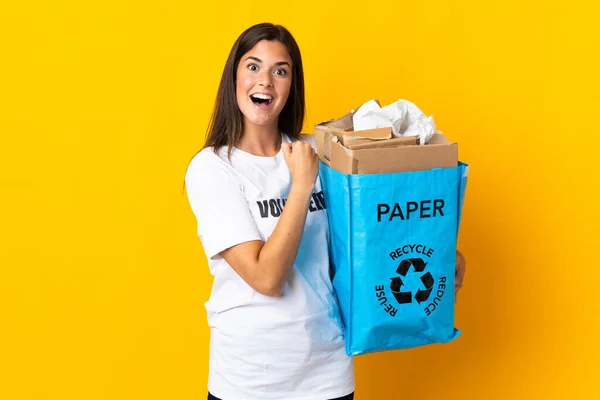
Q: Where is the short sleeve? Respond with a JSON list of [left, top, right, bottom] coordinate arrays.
[[185, 150, 262, 259]]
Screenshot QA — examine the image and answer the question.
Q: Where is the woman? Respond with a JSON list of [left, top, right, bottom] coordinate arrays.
[[185, 23, 466, 400]]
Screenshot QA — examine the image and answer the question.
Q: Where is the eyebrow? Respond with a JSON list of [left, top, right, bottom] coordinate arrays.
[[245, 56, 291, 67]]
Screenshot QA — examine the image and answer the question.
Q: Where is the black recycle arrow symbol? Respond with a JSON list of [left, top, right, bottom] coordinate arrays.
[[390, 277, 412, 304], [397, 258, 428, 276], [414, 272, 434, 303]]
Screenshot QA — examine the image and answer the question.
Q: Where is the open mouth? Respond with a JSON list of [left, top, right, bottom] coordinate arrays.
[[250, 94, 273, 106]]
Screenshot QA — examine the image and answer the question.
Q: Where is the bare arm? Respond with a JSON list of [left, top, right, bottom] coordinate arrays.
[[220, 141, 319, 297]]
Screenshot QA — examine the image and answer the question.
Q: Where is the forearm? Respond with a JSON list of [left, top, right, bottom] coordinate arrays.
[[219, 141, 319, 297], [255, 183, 314, 295]]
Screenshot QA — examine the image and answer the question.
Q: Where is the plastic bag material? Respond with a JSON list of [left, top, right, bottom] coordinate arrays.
[[320, 162, 468, 356]]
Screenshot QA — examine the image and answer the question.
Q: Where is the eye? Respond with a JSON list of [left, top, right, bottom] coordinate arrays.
[[274, 68, 288, 76], [247, 64, 258, 71]]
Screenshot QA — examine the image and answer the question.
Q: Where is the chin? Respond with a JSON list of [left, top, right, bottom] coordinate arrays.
[[243, 111, 279, 128], [248, 119, 278, 128]]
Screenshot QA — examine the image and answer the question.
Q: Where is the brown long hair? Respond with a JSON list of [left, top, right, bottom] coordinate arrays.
[[203, 23, 305, 156]]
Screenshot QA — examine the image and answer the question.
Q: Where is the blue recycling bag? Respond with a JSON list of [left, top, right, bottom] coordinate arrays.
[[320, 162, 468, 356]]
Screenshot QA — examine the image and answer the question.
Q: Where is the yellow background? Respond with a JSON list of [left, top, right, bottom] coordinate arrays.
[[1, 0, 599, 399]]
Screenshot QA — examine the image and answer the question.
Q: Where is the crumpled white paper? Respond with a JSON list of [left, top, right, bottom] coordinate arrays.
[[352, 99, 438, 145]]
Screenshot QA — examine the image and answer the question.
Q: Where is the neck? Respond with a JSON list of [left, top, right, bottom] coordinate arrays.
[[236, 122, 281, 157]]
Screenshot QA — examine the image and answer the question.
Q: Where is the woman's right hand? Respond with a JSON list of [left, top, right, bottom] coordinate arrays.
[[281, 141, 319, 192]]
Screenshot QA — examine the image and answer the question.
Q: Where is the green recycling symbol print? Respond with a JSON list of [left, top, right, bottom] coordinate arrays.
[[390, 258, 434, 304]]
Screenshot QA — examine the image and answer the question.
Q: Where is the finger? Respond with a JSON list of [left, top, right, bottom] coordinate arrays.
[[455, 264, 463, 278], [281, 142, 292, 161], [455, 270, 464, 288]]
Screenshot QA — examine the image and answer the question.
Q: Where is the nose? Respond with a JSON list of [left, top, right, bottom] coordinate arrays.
[[258, 70, 273, 87]]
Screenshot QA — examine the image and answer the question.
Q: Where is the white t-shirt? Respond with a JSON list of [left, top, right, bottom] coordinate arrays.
[[185, 133, 355, 400]]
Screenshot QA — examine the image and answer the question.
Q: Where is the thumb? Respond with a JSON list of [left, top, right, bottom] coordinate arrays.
[[281, 142, 292, 163]]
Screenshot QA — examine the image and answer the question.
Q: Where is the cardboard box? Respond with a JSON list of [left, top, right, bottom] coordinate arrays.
[[345, 136, 417, 150], [314, 109, 458, 174]]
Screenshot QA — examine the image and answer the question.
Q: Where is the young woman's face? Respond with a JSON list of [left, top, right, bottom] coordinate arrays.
[[236, 40, 293, 131]]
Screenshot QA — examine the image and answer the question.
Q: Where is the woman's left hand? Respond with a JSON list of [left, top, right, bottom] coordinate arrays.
[[455, 250, 466, 302]]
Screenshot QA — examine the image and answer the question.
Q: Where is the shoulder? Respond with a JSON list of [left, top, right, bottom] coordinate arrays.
[[185, 147, 233, 186], [299, 133, 317, 150], [186, 148, 215, 177], [187, 146, 218, 168]]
